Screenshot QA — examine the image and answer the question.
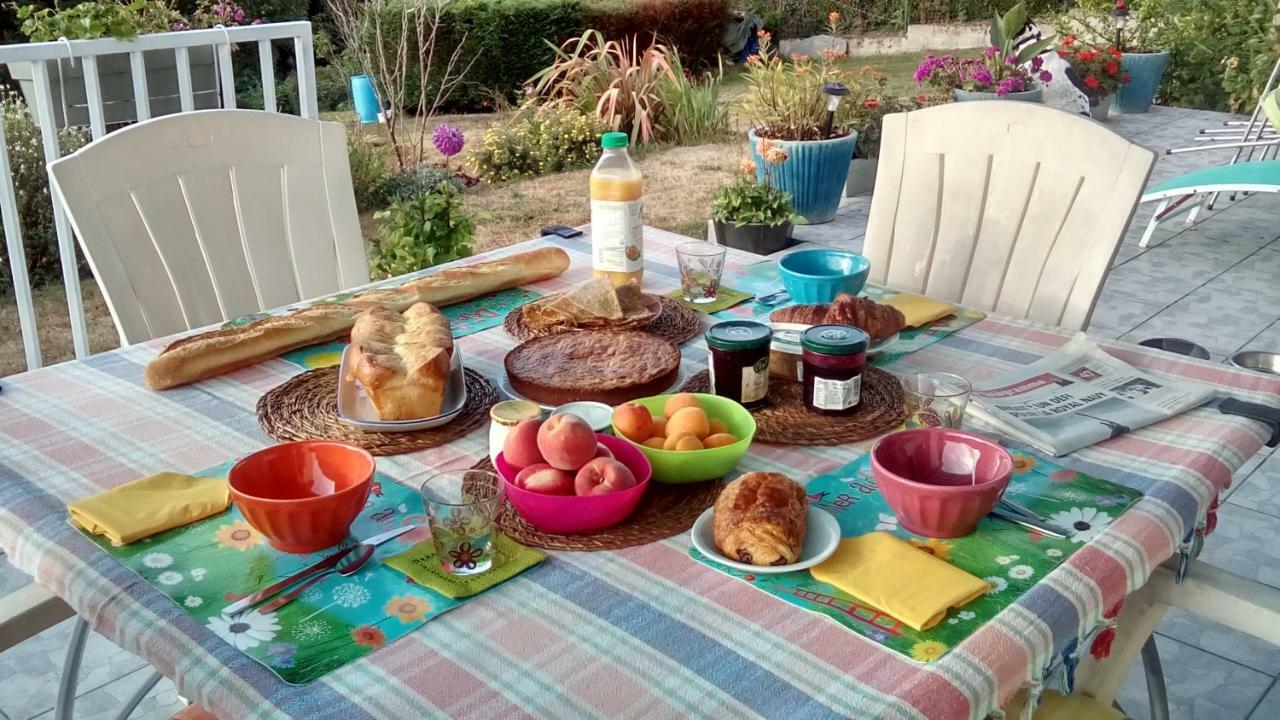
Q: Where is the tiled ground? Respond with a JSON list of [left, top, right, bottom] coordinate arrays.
[[4, 105, 1280, 719]]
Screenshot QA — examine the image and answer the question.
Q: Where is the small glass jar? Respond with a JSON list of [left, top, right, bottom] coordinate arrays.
[[706, 320, 772, 409], [801, 325, 868, 415], [489, 400, 542, 465]]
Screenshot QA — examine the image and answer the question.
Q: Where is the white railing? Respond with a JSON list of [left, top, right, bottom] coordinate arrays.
[[0, 21, 318, 371]]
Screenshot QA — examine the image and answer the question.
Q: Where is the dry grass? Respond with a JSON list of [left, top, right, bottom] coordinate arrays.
[[0, 282, 119, 377]]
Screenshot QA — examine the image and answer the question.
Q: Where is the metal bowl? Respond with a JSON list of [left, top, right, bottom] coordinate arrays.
[[1230, 351, 1280, 375], [1138, 337, 1212, 360]]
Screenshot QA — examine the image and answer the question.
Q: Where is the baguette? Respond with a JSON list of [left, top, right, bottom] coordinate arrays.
[[144, 246, 571, 390]]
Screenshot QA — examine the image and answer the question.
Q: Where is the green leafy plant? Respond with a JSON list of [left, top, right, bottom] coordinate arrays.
[[369, 183, 475, 279], [1056, 0, 1163, 53], [989, 2, 1056, 64], [347, 135, 392, 212], [17, 0, 182, 41], [711, 146, 794, 227], [383, 165, 467, 199], [467, 104, 602, 182], [655, 52, 731, 143]]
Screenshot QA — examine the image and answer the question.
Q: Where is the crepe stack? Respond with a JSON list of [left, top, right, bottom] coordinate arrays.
[[522, 279, 657, 332]]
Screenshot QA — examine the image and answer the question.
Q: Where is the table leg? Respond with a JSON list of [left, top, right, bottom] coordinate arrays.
[[1072, 578, 1168, 706], [1142, 635, 1170, 720], [54, 615, 169, 720]]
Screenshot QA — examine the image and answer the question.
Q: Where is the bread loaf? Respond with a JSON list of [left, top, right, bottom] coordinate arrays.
[[144, 247, 570, 390], [769, 293, 906, 341], [348, 303, 453, 420], [713, 472, 807, 566]]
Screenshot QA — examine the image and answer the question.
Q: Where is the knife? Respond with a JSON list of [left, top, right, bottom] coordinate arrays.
[[224, 524, 420, 616]]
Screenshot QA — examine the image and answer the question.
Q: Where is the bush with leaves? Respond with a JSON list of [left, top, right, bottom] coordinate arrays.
[[369, 184, 475, 279], [347, 135, 392, 212], [467, 104, 602, 183], [383, 165, 467, 200]]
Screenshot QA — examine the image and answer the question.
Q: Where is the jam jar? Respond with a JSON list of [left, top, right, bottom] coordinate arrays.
[[801, 325, 868, 415], [706, 320, 771, 409]]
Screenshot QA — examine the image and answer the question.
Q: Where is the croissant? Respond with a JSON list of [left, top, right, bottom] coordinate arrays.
[[769, 293, 905, 342], [713, 472, 807, 566]]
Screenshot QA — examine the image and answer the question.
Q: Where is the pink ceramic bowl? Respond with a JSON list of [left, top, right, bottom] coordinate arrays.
[[494, 434, 651, 534], [871, 428, 1012, 538], [228, 440, 375, 553]]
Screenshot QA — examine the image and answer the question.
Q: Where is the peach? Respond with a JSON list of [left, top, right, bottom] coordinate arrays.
[[574, 457, 638, 496], [515, 463, 575, 495], [537, 414, 598, 471], [664, 393, 703, 418], [643, 437, 666, 449], [663, 432, 695, 451], [674, 435, 705, 451], [650, 415, 667, 438], [502, 418, 545, 469], [704, 433, 738, 449], [708, 418, 728, 436], [612, 403, 653, 443], [594, 443, 614, 459], [667, 407, 710, 440]]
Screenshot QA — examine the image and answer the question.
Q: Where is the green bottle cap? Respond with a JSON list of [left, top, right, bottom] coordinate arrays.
[[801, 324, 869, 355], [601, 132, 629, 149]]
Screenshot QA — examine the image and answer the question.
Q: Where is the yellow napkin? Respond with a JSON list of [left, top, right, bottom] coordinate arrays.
[[809, 532, 989, 631], [883, 293, 956, 328], [68, 472, 230, 545]]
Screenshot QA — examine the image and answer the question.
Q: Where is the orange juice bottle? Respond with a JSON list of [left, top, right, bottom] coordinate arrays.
[[589, 132, 644, 287]]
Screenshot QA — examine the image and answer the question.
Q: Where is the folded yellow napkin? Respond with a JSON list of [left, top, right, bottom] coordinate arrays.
[[884, 293, 956, 329], [68, 472, 230, 546], [809, 532, 989, 631]]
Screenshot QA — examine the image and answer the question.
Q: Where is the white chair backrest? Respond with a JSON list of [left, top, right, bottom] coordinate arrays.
[[49, 109, 368, 344], [863, 101, 1155, 331]]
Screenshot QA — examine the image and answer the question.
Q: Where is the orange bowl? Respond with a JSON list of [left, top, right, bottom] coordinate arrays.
[[227, 441, 375, 553]]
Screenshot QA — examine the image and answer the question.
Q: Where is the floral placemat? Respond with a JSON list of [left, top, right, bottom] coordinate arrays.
[[690, 450, 1141, 663], [665, 286, 754, 314], [76, 462, 536, 684]]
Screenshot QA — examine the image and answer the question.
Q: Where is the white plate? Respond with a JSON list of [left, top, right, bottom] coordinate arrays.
[[498, 368, 688, 412], [337, 345, 467, 432], [691, 505, 841, 574]]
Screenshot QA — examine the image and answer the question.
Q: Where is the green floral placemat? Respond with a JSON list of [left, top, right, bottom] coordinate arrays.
[[666, 286, 754, 314], [77, 463, 536, 684], [691, 451, 1141, 663]]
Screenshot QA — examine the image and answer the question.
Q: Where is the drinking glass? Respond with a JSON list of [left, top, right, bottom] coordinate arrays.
[[419, 470, 504, 575], [899, 372, 972, 429], [677, 242, 727, 304]]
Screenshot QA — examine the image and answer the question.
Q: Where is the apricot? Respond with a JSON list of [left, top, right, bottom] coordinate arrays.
[[502, 418, 545, 469], [643, 437, 666, 449], [612, 403, 653, 443], [667, 407, 710, 440], [537, 414, 597, 471], [650, 415, 667, 438], [703, 433, 738, 449], [674, 435, 705, 451], [663, 432, 695, 451], [663, 393, 703, 418], [515, 464, 575, 495], [708, 418, 728, 436]]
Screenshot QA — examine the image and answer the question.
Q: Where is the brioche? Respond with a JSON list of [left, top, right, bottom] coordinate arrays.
[[348, 303, 453, 420]]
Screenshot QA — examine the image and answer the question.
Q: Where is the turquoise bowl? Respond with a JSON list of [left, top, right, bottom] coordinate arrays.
[[778, 249, 870, 304]]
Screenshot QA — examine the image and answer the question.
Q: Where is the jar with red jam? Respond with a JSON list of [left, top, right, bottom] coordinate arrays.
[[706, 321, 771, 409], [801, 325, 868, 415]]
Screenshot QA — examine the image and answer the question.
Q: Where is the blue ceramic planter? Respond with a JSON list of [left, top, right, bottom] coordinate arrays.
[[748, 129, 856, 224], [952, 87, 1043, 103], [351, 75, 381, 124], [1115, 51, 1170, 114]]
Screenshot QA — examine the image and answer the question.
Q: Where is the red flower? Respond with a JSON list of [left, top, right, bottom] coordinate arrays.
[[351, 625, 386, 648], [1105, 61, 1119, 75], [1063, 33, 1076, 46], [1084, 75, 1100, 89], [1109, 47, 1123, 58], [1123, 72, 1132, 83], [864, 98, 879, 109]]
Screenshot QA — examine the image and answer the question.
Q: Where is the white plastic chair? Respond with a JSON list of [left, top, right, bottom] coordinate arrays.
[[862, 101, 1155, 332], [49, 109, 369, 344]]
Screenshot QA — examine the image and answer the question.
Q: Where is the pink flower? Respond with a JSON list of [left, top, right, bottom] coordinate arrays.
[[432, 124, 465, 158]]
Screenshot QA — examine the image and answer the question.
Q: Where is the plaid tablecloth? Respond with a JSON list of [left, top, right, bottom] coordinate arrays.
[[2, 228, 1279, 720]]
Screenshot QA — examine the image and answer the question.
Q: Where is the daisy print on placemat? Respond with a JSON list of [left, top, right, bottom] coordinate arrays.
[[190, 568, 207, 581], [141, 552, 172, 569], [183, 596, 203, 608], [351, 625, 386, 648], [1007, 565, 1035, 580], [385, 595, 431, 623], [206, 609, 280, 651], [984, 576, 1008, 594], [1045, 548, 1064, 558], [157, 571, 183, 586], [215, 520, 264, 551], [910, 640, 948, 662], [1049, 507, 1113, 544], [995, 554, 1020, 565]]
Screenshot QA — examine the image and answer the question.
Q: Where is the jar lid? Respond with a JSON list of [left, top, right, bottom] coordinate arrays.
[[706, 321, 771, 352], [490, 400, 541, 426], [801, 324, 869, 355]]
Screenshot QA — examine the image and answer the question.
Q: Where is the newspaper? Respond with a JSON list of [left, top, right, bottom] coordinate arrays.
[[967, 333, 1217, 456]]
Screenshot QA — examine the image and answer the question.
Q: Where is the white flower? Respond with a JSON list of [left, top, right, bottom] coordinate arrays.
[[157, 571, 183, 586], [995, 555, 1020, 565], [1008, 564, 1035, 580], [301, 585, 325, 604], [947, 618, 959, 624], [206, 610, 279, 651], [294, 619, 330, 641], [184, 596, 203, 608], [1045, 548, 1063, 558], [984, 576, 1008, 594], [332, 583, 370, 608], [958, 610, 976, 620], [190, 568, 207, 581], [141, 552, 173, 569], [1048, 507, 1114, 544], [874, 513, 899, 532]]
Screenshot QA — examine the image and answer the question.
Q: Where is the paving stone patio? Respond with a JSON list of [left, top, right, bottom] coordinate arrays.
[[4, 105, 1280, 719]]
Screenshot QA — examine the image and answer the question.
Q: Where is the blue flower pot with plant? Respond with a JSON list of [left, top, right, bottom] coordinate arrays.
[[1115, 51, 1170, 113], [747, 129, 856, 224]]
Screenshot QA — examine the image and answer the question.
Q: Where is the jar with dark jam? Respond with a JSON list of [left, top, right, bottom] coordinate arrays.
[[706, 321, 771, 409], [801, 325, 868, 415]]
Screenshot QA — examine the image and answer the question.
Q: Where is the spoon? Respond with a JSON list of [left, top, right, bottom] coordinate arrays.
[[755, 289, 790, 307], [257, 541, 376, 614]]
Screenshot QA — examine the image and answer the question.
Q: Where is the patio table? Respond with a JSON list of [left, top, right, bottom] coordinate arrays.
[[2, 227, 1279, 720]]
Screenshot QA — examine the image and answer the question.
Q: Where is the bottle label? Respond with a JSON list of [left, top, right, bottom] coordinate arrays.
[[591, 199, 643, 273], [741, 358, 768, 404], [811, 374, 861, 411]]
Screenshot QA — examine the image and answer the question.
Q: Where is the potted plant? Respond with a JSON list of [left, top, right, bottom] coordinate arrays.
[[710, 149, 795, 255], [8, 0, 259, 130], [915, 2, 1055, 103], [738, 14, 869, 224], [1058, 36, 1129, 120], [1055, 0, 1167, 113], [845, 69, 887, 197]]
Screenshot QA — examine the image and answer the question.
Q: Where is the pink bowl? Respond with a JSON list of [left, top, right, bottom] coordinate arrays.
[[871, 428, 1012, 538], [494, 434, 651, 534], [228, 441, 374, 553]]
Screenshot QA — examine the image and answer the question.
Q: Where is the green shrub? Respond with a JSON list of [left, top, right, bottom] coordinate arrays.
[[466, 104, 602, 182], [0, 93, 91, 291], [711, 173, 794, 226], [369, 183, 475, 279], [347, 135, 391, 211], [738, 0, 1069, 37], [585, 0, 728, 68], [314, 63, 351, 113], [383, 165, 467, 199]]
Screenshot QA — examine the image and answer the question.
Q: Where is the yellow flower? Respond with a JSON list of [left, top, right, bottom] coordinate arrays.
[[384, 595, 431, 623], [215, 520, 263, 551], [1011, 455, 1037, 474], [908, 537, 952, 562], [910, 640, 948, 662]]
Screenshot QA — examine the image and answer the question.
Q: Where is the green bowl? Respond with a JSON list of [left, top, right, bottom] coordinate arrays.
[[612, 393, 756, 484]]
